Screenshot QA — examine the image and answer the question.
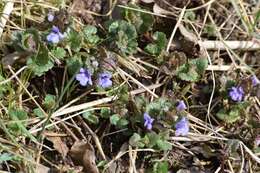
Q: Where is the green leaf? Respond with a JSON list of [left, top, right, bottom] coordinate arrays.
[[66, 56, 83, 75], [184, 11, 196, 21], [117, 118, 129, 128], [83, 111, 99, 124], [156, 139, 172, 151], [68, 29, 82, 52], [145, 32, 167, 56], [0, 153, 14, 163], [34, 44, 49, 65], [8, 109, 37, 142], [27, 44, 54, 76], [51, 47, 66, 59], [9, 109, 28, 122], [33, 108, 45, 118], [107, 20, 138, 55], [146, 98, 173, 117], [123, 4, 154, 34], [203, 24, 217, 37], [177, 57, 208, 82], [129, 133, 145, 147], [0, 75, 8, 99], [145, 132, 160, 148], [8, 109, 28, 133], [254, 10, 260, 26], [177, 64, 199, 82], [20, 28, 39, 51], [216, 102, 249, 123], [108, 84, 129, 104], [43, 94, 56, 109], [27, 56, 54, 77], [100, 108, 111, 118], [83, 25, 100, 45], [216, 107, 241, 123], [190, 57, 208, 74], [153, 161, 168, 173], [110, 114, 120, 125]]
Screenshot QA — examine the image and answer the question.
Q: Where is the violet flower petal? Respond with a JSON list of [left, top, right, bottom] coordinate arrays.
[[75, 68, 92, 86], [229, 86, 244, 102], [252, 75, 260, 86], [46, 32, 60, 44], [98, 72, 112, 88], [47, 13, 54, 22], [175, 117, 189, 136], [176, 100, 187, 111], [143, 112, 154, 130]]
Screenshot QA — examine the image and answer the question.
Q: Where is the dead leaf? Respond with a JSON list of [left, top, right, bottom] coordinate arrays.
[[2, 51, 32, 68], [153, 3, 173, 15], [47, 136, 69, 159], [35, 164, 50, 173], [70, 141, 99, 173], [71, 0, 102, 24]]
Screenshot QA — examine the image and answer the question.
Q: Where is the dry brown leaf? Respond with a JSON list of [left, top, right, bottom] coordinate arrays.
[[2, 51, 33, 68], [70, 141, 99, 173], [71, 0, 102, 24], [47, 136, 69, 159]]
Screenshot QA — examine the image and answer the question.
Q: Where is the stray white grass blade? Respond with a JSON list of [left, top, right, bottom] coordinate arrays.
[[0, 1, 14, 38], [52, 83, 162, 117]]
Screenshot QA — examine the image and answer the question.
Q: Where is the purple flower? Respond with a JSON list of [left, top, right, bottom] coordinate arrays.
[[98, 72, 112, 88], [46, 32, 60, 44], [229, 86, 244, 102], [175, 117, 189, 136], [144, 112, 154, 130], [176, 100, 187, 111], [47, 13, 54, 22], [46, 26, 65, 44], [51, 26, 60, 33], [76, 68, 93, 86], [251, 75, 260, 86]]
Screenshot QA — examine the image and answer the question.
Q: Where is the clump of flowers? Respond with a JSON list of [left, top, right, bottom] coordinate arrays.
[[76, 68, 93, 86], [229, 86, 244, 102], [46, 26, 65, 44], [176, 100, 187, 111], [98, 72, 112, 88], [175, 117, 189, 136], [144, 112, 154, 130], [251, 75, 260, 86]]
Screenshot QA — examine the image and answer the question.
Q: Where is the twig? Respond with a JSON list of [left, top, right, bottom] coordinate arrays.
[[118, 68, 159, 98], [29, 108, 100, 134], [78, 116, 107, 160], [0, 1, 14, 38], [166, 6, 186, 52], [128, 146, 137, 173], [240, 142, 260, 164], [206, 65, 249, 71], [104, 148, 155, 172], [198, 40, 260, 50], [239, 143, 245, 173], [53, 83, 162, 117], [0, 66, 28, 85], [8, 66, 49, 118]]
